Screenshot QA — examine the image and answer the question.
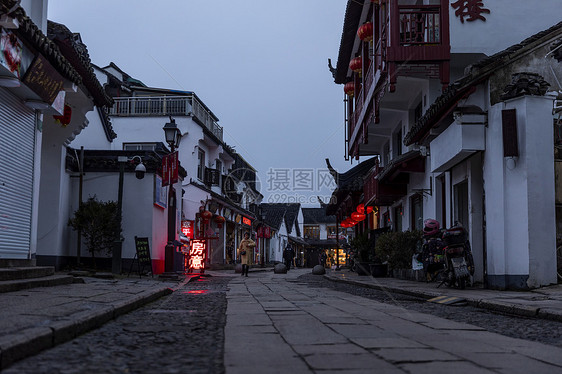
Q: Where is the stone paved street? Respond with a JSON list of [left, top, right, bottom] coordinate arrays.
[[5, 269, 562, 373]]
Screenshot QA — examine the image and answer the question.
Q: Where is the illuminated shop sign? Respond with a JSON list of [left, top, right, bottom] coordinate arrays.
[[181, 220, 194, 239], [242, 217, 251, 226], [189, 240, 206, 271]]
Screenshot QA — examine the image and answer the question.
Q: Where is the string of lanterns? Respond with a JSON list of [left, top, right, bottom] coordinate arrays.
[[340, 204, 375, 228]]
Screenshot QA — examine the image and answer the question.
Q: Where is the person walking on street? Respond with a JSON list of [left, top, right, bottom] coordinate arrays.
[[284, 245, 295, 270], [320, 251, 327, 268], [238, 232, 256, 277]]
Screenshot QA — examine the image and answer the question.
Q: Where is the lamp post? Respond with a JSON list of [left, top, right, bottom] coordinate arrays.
[[112, 155, 146, 274], [163, 117, 181, 274]]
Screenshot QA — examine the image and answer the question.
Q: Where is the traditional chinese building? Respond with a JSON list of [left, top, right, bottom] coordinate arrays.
[[331, 0, 562, 289], [0, 1, 112, 266]]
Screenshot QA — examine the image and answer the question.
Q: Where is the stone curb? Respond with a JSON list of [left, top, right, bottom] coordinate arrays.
[[0, 286, 173, 370], [323, 275, 562, 323]]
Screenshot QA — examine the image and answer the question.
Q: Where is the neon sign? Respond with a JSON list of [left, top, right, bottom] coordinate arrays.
[[181, 220, 194, 239], [189, 240, 206, 271], [242, 217, 251, 226]]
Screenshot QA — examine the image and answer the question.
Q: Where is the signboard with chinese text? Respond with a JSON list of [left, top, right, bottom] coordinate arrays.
[[188, 240, 206, 272], [242, 217, 252, 226], [181, 220, 194, 239], [162, 151, 179, 187], [22, 54, 65, 104], [257, 226, 271, 238], [131, 236, 153, 277]]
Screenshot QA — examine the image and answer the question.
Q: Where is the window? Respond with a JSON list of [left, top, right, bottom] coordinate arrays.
[[123, 143, 156, 151], [411, 195, 423, 231], [393, 126, 402, 159], [383, 142, 390, 165], [215, 160, 222, 187], [394, 205, 403, 232], [304, 226, 320, 240], [454, 181, 469, 229], [197, 149, 205, 180]]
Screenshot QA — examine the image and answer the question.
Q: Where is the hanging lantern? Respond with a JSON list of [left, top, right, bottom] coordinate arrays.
[[214, 215, 225, 228], [349, 57, 362, 73], [365, 206, 374, 214], [357, 22, 374, 42], [201, 210, 213, 224], [351, 212, 366, 222], [344, 82, 355, 96], [356, 204, 365, 214]]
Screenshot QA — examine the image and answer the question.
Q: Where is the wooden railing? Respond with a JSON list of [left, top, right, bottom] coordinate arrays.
[[398, 5, 441, 46]]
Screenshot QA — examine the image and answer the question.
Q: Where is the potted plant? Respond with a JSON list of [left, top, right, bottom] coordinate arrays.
[[349, 232, 371, 276], [68, 196, 121, 270], [375, 230, 422, 279]]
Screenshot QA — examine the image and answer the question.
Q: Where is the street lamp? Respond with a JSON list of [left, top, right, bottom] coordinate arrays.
[[113, 155, 146, 274], [163, 116, 181, 152], [163, 117, 181, 274]]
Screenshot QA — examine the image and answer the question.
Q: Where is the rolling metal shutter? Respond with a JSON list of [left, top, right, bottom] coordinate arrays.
[[0, 88, 35, 259]]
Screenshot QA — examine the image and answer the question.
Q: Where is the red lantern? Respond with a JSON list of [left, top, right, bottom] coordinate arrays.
[[365, 206, 374, 214], [356, 204, 365, 214], [214, 215, 225, 228], [357, 22, 373, 42], [351, 212, 366, 222], [344, 82, 355, 96], [201, 210, 212, 223], [53, 105, 72, 127], [349, 57, 362, 73]]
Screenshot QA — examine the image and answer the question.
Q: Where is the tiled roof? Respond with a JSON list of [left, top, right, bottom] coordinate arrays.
[[404, 20, 562, 146], [259, 204, 287, 230], [47, 21, 114, 108], [302, 208, 336, 225], [333, 0, 366, 84]]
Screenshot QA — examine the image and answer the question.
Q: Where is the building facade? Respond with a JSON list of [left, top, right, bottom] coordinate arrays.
[[330, 0, 562, 289]]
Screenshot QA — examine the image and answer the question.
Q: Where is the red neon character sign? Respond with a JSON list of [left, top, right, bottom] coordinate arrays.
[[189, 240, 206, 271]]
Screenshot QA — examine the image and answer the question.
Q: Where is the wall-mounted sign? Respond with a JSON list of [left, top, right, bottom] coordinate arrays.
[[189, 239, 206, 271], [242, 217, 252, 226], [181, 220, 194, 239], [22, 54, 65, 104], [0, 29, 22, 78], [257, 226, 271, 238], [154, 175, 167, 209]]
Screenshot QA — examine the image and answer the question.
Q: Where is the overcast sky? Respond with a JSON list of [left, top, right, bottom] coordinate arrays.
[[48, 0, 350, 206]]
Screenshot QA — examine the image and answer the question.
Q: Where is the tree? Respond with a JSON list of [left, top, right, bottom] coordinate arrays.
[[68, 197, 121, 268]]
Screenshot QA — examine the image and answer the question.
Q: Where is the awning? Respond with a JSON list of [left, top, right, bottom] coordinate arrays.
[[288, 236, 308, 246]]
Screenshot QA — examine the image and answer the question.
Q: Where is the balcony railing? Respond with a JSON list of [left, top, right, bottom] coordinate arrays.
[[398, 5, 441, 46], [109, 95, 223, 141]]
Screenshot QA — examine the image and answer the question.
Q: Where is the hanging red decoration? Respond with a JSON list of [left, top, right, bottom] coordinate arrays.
[[356, 204, 365, 214], [371, 0, 379, 4], [214, 215, 225, 228], [365, 206, 374, 214], [344, 81, 355, 96], [53, 105, 72, 127], [201, 210, 213, 223], [351, 212, 366, 222], [357, 22, 374, 42], [349, 57, 362, 73]]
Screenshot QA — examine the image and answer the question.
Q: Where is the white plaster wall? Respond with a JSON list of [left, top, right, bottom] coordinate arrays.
[[485, 95, 557, 287], [70, 109, 112, 150], [450, 0, 562, 56], [68, 171, 159, 261]]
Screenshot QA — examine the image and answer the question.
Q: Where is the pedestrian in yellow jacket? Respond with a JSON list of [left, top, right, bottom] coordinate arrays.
[[238, 232, 256, 277]]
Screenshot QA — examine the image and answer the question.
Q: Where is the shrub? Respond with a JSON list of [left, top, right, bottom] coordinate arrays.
[[68, 196, 121, 268], [375, 230, 422, 269], [349, 232, 370, 262]]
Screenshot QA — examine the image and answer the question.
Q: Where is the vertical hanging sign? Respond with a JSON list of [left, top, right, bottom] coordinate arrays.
[[162, 154, 170, 187], [189, 239, 206, 272]]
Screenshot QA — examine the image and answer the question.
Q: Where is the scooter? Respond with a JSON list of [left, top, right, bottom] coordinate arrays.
[[438, 223, 474, 289]]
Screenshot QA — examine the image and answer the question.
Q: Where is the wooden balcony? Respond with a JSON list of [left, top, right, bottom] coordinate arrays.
[[347, 0, 450, 159]]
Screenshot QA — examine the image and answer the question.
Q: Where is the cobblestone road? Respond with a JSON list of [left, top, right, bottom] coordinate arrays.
[[5, 272, 562, 373], [4, 275, 230, 374]]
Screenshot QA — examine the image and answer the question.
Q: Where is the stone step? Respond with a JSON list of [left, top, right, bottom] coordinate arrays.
[[0, 274, 76, 293], [0, 266, 55, 281]]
